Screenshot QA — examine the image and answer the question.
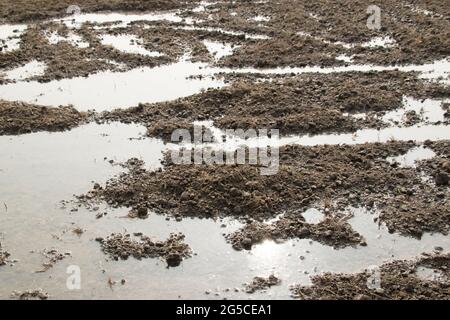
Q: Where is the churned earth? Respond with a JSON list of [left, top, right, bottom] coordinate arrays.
[[0, 0, 449, 300], [291, 253, 450, 300]]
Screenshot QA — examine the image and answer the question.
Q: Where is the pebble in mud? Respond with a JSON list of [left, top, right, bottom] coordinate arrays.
[[98, 232, 192, 268]]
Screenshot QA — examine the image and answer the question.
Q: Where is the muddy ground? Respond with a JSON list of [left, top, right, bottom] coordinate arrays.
[[0, 0, 449, 300], [0, 0, 199, 23], [101, 71, 449, 140], [0, 100, 87, 135], [80, 140, 449, 242], [291, 253, 450, 300], [0, 0, 449, 82]]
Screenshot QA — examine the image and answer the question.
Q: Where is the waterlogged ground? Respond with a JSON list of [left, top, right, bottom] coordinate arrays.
[[0, 0, 449, 300]]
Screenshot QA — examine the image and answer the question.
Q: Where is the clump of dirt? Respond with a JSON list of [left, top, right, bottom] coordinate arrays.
[[97, 232, 192, 267], [291, 253, 450, 300], [227, 213, 364, 250], [0, 0, 200, 23], [35, 249, 71, 273], [0, 100, 87, 135], [244, 275, 281, 294], [81, 140, 448, 238], [100, 71, 449, 140], [11, 289, 49, 300], [0, 242, 11, 266]]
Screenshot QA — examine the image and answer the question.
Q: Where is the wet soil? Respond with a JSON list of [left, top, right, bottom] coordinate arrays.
[[0, 100, 87, 135], [291, 253, 450, 300], [35, 249, 71, 273], [97, 232, 192, 267], [0, 0, 199, 23], [187, 0, 450, 66], [244, 275, 281, 294], [226, 214, 365, 251], [0, 241, 10, 266], [378, 140, 450, 237], [101, 71, 449, 140], [1, 0, 449, 301], [10, 288, 49, 300], [81, 140, 449, 240], [0, 0, 448, 82]]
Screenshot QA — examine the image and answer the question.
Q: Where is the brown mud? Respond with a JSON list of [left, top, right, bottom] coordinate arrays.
[[0, 0, 449, 82], [291, 253, 450, 300], [81, 140, 449, 240], [0, 100, 87, 135], [0, 0, 199, 23], [186, 0, 450, 66], [101, 71, 449, 140], [0, 241, 10, 266], [96, 232, 192, 267], [226, 214, 365, 251]]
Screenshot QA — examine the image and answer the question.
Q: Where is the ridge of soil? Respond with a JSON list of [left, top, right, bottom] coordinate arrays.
[[0, 100, 87, 135], [100, 71, 450, 141]]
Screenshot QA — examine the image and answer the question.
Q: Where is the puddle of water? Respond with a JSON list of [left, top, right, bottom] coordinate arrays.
[[172, 25, 271, 40], [383, 96, 447, 125], [297, 32, 396, 49], [0, 58, 448, 110], [301, 208, 325, 224], [192, 1, 217, 13], [0, 24, 27, 52], [203, 40, 235, 60], [0, 59, 224, 111], [181, 122, 450, 151], [213, 59, 450, 82], [361, 36, 396, 48], [2, 60, 47, 81], [100, 34, 162, 57], [336, 54, 354, 63], [386, 146, 436, 168], [45, 31, 89, 49], [57, 11, 195, 29], [415, 267, 447, 282], [252, 16, 270, 22], [1, 123, 449, 299]]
